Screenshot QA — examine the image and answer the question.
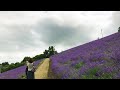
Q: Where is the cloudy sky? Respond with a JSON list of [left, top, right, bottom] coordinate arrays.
[[0, 11, 119, 63]]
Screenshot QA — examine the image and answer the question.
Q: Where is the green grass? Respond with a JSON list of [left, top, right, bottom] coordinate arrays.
[[80, 67, 114, 79], [81, 67, 100, 79], [88, 67, 100, 75], [98, 73, 113, 79], [18, 74, 26, 79], [75, 62, 84, 69], [81, 75, 97, 79]]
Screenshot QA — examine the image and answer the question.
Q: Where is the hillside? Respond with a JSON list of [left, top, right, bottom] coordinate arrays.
[[49, 32, 120, 79]]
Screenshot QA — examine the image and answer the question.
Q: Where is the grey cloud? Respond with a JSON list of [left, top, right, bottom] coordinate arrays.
[[33, 18, 94, 47]]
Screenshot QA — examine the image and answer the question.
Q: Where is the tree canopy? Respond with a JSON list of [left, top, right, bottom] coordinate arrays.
[[118, 27, 120, 32]]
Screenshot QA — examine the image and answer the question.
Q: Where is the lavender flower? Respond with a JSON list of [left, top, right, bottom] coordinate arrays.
[[50, 32, 120, 79]]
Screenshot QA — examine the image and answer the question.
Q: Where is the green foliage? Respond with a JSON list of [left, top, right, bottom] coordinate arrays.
[[0, 62, 25, 73], [21, 57, 31, 63], [81, 67, 100, 79], [81, 67, 114, 79], [88, 67, 100, 75], [75, 62, 84, 69], [81, 73, 113, 79], [9, 63, 15, 69], [43, 50, 49, 58], [43, 46, 58, 58], [118, 27, 120, 32], [81, 74, 96, 79], [98, 73, 113, 79], [2, 62, 9, 66], [33, 54, 46, 61], [18, 74, 26, 79], [118, 29, 120, 32]]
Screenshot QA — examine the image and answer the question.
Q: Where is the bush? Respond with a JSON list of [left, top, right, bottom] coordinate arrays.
[[2, 62, 9, 66], [118, 27, 120, 32]]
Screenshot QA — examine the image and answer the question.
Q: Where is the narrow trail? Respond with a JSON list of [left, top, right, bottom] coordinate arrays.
[[35, 58, 50, 79]]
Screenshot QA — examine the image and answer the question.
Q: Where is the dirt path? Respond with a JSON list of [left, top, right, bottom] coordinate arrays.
[[35, 58, 50, 79]]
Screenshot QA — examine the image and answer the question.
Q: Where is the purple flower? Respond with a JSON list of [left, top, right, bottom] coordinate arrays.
[[50, 32, 120, 79]]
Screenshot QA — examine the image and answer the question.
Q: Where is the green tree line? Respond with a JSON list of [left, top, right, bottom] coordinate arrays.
[[0, 46, 58, 73]]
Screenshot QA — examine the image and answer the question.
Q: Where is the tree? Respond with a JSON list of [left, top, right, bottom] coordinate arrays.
[[14, 62, 21, 67], [54, 51, 58, 54], [118, 27, 120, 32], [47, 46, 58, 57], [43, 50, 49, 58], [43, 46, 57, 58], [9, 63, 15, 70], [0, 64, 2, 73], [32, 54, 46, 61], [2, 62, 9, 66], [48, 46, 55, 56], [21, 57, 31, 63]]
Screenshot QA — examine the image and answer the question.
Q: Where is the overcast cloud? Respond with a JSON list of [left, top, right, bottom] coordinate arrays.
[[0, 11, 119, 63]]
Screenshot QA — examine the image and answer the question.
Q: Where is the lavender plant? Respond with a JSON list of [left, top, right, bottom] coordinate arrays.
[[50, 32, 120, 79]]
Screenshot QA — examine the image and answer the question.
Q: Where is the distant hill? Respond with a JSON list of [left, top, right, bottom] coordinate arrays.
[[50, 32, 120, 79]]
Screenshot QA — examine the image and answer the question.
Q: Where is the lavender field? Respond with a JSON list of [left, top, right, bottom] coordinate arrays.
[[50, 32, 120, 79], [0, 60, 42, 79]]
